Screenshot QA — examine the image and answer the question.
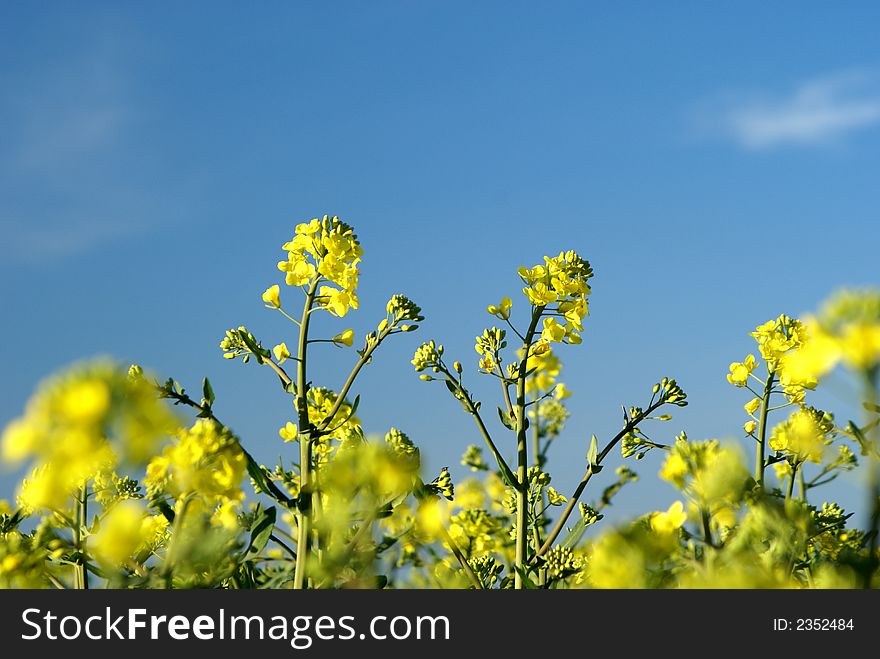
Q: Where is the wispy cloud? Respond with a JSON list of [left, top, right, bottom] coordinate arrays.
[[0, 33, 148, 264], [0, 215, 143, 264], [696, 72, 880, 150]]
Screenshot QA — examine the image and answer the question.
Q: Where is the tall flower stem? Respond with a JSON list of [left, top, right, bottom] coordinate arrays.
[[293, 278, 320, 590], [786, 463, 798, 502], [863, 371, 879, 588], [534, 399, 664, 560], [755, 373, 776, 488], [513, 309, 542, 589], [72, 487, 86, 589]]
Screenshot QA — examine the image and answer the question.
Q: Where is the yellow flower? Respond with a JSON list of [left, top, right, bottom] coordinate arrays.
[[139, 514, 169, 550], [212, 500, 241, 531], [541, 318, 566, 343], [273, 342, 291, 364], [546, 486, 567, 506], [839, 322, 880, 370], [278, 255, 317, 287], [295, 218, 322, 236], [332, 329, 355, 347], [769, 408, 828, 464], [524, 283, 557, 306], [588, 532, 646, 589], [17, 465, 68, 514], [726, 354, 757, 387], [89, 501, 145, 567], [487, 297, 512, 320], [554, 383, 571, 400], [659, 453, 688, 489], [779, 322, 840, 384], [559, 297, 589, 329], [320, 286, 358, 317], [531, 340, 551, 356], [279, 216, 362, 297], [744, 420, 757, 435], [262, 284, 281, 308], [144, 419, 246, 505], [58, 379, 110, 424], [744, 398, 761, 415], [1, 419, 39, 463], [279, 422, 298, 442], [415, 498, 445, 541], [478, 353, 497, 373], [650, 501, 687, 535]]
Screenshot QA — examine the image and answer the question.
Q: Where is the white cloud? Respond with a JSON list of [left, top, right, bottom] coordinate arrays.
[[0, 36, 147, 264], [699, 72, 880, 150], [0, 216, 142, 264]]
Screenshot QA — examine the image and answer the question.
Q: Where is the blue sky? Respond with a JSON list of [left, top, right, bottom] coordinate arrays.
[[1, 2, 879, 526]]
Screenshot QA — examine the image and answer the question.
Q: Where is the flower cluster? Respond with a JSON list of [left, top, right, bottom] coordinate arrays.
[[518, 251, 593, 344], [412, 340, 444, 373], [784, 289, 880, 383], [88, 500, 169, 567], [474, 328, 507, 373], [277, 215, 363, 317], [447, 509, 502, 559], [278, 387, 363, 462], [145, 419, 246, 510], [385, 427, 420, 469], [659, 436, 748, 509], [2, 362, 177, 514], [769, 406, 834, 465], [2, 219, 878, 591]]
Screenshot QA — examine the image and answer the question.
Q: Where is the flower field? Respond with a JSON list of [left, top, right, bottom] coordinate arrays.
[[2, 216, 878, 589]]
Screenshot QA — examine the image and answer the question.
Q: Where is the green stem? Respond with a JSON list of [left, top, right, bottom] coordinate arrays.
[[786, 463, 798, 502], [293, 278, 320, 590], [467, 398, 518, 486], [531, 403, 547, 578], [161, 495, 193, 587], [755, 373, 776, 488], [532, 405, 542, 470], [863, 371, 879, 588], [701, 507, 714, 549], [81, 487, 89, 589], [514, 309, 543, 589], [317, 324, 391, 433], [534, 399, 665, 560], [72, 489, 84, 589]]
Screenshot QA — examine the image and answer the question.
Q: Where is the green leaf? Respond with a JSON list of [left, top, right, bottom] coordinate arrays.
[[247, 506, 277, 556], [513, 565, 540, 589], [375, 499, 394, 519], [587, 434, 599, 467], [245, 454, 292, 505], [497, 407, 515, 431], [237, 330, 267, 363], [560, 515, 591, 550], [238, 329, 258, 352], [375, 535, 401, 554], [847, 421, 871, 457], [202, 377, 215, 406], [153, 498, 176, 523]]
